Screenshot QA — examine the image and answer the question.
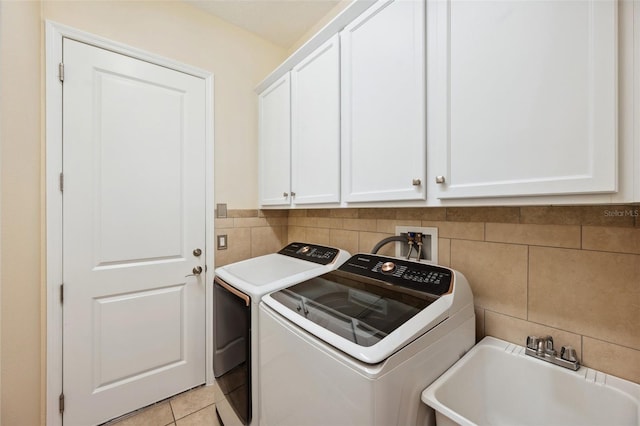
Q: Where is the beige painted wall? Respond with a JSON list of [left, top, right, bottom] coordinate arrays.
[[0, 1, 286, 424], [1, 1, 43, 425], [286, 0, 353, 55]]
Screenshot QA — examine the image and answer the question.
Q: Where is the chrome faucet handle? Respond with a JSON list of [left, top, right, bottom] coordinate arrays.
[[544, 336, 555, 355], [526, 335, 540, 350], [560, 346, 578, 363]]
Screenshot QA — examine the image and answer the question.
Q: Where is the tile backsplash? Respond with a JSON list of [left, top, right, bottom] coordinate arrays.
[[214, 209, 288, 266], [214, 205, 640, 384]]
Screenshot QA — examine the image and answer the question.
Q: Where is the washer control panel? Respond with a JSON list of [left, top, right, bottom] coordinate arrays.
[[278, 242, 340, 265], [338, 254, 452, 296]]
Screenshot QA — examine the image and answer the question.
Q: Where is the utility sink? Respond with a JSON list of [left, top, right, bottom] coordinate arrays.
[[422, 337, 640, 426]]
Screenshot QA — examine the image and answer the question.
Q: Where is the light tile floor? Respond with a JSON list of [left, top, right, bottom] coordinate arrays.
[[105, 384, 224, 426]]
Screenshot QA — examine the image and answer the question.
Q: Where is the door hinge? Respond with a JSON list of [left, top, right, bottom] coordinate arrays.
[[59, 393, 65, 414], [58, 63, 64, 83], [60, 283, 64, 304], [205, 265, 208, 272], [59, 172, 64, 192]]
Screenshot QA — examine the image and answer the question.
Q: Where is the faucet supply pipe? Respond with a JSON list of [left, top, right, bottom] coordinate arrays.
[[415, 233, 423, 261], [371, 235, 408, 255], [406, 232, 415, 259]]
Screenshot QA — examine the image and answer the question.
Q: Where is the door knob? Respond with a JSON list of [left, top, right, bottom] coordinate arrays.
[[193, 248, 202, 257], [185, 266, 203, 277]]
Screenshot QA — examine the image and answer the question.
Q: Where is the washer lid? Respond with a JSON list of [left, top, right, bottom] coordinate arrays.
[[269, 272, 436, 348], [262, 254, 458, 364]]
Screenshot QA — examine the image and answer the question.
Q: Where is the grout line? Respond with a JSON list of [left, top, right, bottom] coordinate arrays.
[[525, 244, 530, 321], [169, 397, 177, 424], [581, 334, 640, 352], [177, 403, 217, 423], [580, 224, 583, 250]]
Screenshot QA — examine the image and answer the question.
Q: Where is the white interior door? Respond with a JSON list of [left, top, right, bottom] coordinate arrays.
[[62, 38, 206, 425]]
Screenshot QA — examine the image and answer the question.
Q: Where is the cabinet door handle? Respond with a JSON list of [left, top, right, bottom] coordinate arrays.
[[412, 179, 421, 186], [283, 192, 289, 197], [435, 176, 446, 184], [291, 191, 296, 197]]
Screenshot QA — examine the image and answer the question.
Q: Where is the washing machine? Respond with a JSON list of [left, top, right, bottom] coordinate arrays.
[[258, 253, 475, 426], [213, 242, 351, 425]]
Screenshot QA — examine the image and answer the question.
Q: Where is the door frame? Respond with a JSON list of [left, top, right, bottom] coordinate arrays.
[[45, 21, 215, 426]]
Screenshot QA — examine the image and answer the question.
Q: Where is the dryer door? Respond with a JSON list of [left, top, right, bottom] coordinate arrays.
[[213, 277, 250, 376], [212, 277, 251, 424]]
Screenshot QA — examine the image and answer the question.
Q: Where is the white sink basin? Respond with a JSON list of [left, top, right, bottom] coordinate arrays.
[[422, 337, 640, 426]]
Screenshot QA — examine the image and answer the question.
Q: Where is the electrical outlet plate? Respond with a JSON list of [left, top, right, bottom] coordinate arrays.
[[217, 234, 228, 250], [395, 226, 438, 263]]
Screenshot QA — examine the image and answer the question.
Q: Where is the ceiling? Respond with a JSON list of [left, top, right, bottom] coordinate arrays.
[[186, 0, 342, 49]]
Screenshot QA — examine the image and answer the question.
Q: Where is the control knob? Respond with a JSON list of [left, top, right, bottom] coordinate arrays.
[[300, 246, 311, 254], [381, 261, 396, 273]]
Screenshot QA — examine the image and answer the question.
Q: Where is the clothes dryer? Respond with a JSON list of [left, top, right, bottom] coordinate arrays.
[[213, 242, 350, 425]]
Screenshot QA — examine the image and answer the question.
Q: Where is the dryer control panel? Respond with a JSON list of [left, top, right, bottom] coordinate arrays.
[[338, 254, 452, 296], [278, 242, 340, 265]]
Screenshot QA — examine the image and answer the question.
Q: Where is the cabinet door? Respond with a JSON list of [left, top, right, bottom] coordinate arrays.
[[259, 74, 291, 206], [341, 0, 426, 202], [291, 35, 341, 205], [429, 0, 617, 199]]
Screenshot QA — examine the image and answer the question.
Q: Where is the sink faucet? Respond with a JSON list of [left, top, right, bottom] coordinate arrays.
[[539, 335, 555, 356], [526, 335, 580, 371]]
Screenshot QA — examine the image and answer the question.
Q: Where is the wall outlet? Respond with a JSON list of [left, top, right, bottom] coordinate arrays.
[[217, 234, 228, 250], [395, 226, 438, 263]]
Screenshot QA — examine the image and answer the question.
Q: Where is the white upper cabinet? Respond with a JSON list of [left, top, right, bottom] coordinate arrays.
[[428, 0, 618, 199], [291, 35, 341, 205], [258, 74, 291, 206], [341, 0, 426, 202]]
